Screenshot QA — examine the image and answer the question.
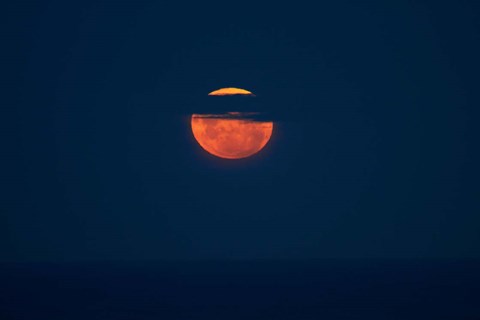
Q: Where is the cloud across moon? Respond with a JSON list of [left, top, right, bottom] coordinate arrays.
[[191, 88, 273, 159]]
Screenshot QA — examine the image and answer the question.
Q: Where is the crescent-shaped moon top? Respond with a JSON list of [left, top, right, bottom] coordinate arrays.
[[208, 87, 255, 96]]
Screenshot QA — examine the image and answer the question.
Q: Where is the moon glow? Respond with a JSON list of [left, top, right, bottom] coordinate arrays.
[[191, 88, 273, 159]]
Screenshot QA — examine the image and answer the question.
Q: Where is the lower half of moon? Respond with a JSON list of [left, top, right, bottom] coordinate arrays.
[[191, 115, 273, 159]]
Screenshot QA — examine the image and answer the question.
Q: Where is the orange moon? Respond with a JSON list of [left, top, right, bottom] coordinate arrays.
[[208, 87, 255, 96], [191, 88, 273, 159]]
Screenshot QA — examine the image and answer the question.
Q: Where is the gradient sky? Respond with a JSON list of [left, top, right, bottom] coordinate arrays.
[[1, 0, 479, 261]]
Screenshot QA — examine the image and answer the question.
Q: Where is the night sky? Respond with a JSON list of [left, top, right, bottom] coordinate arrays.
[[2, 0, 479, 262], [3, 1, 480, 319]]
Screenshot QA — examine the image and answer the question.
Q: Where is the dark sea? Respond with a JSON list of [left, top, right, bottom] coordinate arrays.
[[1, 260, 479, 319]]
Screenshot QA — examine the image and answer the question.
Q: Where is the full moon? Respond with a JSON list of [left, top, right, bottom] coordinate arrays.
[[191, 88, 273, 160]]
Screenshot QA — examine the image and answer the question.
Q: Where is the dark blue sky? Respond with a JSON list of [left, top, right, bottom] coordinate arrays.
[[2, 0, 479, 261]]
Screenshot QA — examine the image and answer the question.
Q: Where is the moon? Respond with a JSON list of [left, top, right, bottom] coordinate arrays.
[[191, 88, 273, 159], [208, 87, 256, 96]]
